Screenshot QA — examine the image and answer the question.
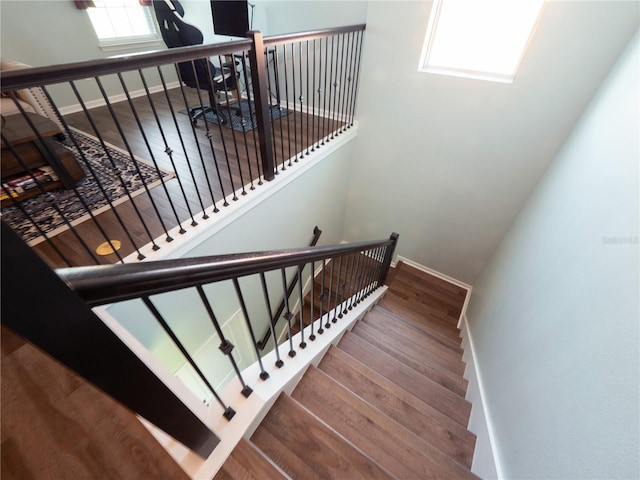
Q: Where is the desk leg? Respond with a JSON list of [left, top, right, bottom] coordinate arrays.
[[33, 138, 74, 189]]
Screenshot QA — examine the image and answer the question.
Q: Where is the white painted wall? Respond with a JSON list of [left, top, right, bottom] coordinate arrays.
[[466, 30, 639, 479], [343, 1, 639, 284]]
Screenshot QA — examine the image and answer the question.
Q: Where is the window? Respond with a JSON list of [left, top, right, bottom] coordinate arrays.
[[419, 0, 544, 83], [87, 0, 160, 49]]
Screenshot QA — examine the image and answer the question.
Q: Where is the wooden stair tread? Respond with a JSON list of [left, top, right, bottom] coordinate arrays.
[[351, 322, 469, 402], [395, 262, 468, 298], [352, 321, 464, 378], [293, 367, 478, 480], [319, 346, 476, 468], [390, 267, 467, 320], [373, 304, 464, 354], [362, 308, 466, 374], [377, 293, 463, 347], [251, 394, 393, 480], [339, 331, 471, 423], [381, 290, 461, 332], [215, 438, 289, 480]]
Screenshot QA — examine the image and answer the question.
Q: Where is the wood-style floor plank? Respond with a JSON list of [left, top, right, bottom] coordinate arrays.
[[338, 331, 470, 418], [318, 346, 476, 468], [215, 438, 289, 480], [0, 326, 190, 480], [292, 367, 478, 480], [362, 308, 466, 374], [251, 394, 392, 480]]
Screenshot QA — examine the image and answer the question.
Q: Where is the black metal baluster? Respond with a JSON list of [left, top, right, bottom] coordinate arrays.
[[326, 256, 336, 325], [326, 35, 336, 142], [347, 250, 361, 311], [298, 40, 304, 159], [331, 254, 343, 323], [305, 39, 311, 155], [309, 260, 316, 341], [350, 30, 365, 128], [235, 56, 255, 192], [337, 254, 352, 318], [343, 253, 356, 314], [18, 87, 122, 264], [182, 60, 236, 202], [375, 246, 386, 291], [264, 47, 283, 173], [68, 81, 149, 260], [197, 59, 239, 203], [172, 64, 226, 211], [351, 252, 364, 307], [281, 45, 292, 169], [316, 37, 324, 149], [291, 43, 298, 162], [322, 36, 331, 145], [344, 31, 357, 131], [339, 32, 351, 134], [217, 55, 248, 197], [340, 32, 354, 134], [311, 39, 317, 152], [297, 266, 306, 348], [358, 249, 371, 303], [330, 34, 342, 140], [136, 69, 185, 231], [196, 285, 252, 397], [335, 33, 347, 135], [281, 268, 296, 357], [174, 62, 220, 215], [232, 278, 269, 380], [93, 77, 163, 250], [259, 272, 284, 367], [141, 295, 235, 420], [318, 259, 327, 332], [156, 66, 204, 221], [115, 72, 174, 238], [366, 247, 381, 297], [239, 52, 263, 185]]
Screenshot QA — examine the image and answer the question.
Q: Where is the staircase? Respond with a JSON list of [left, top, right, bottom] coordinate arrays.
[[215, 262, 478, 479]]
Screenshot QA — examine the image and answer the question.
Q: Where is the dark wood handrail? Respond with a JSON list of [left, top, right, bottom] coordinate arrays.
[[263, 24, 367, 47], [0, 24, 367, 90], [57, 234, 398, 307]]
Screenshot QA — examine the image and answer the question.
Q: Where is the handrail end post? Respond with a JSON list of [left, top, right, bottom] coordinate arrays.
[[379, 232, 399, 286]]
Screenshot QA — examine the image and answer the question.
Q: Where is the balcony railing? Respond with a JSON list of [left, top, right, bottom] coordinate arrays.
[[1, 25, 366, 268]]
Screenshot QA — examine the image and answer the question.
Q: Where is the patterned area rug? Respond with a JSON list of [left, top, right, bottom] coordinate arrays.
[[181, 100, 290, 132], [1, 129, 175, 246]]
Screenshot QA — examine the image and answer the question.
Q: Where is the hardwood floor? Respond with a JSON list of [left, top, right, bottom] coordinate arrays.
[[1, 326, 190, 480], [27, 87, 345, 268], [217, 262, 478, 479]]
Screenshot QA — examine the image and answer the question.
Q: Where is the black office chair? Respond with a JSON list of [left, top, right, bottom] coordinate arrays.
[[153, 0, 238, 125]]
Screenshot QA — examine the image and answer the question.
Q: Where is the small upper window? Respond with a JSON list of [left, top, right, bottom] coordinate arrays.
[[87, 0, 160, 49], [419, 0, 544, 83]]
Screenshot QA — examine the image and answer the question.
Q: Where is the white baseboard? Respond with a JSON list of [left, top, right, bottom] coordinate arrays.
[[58, 81, 181, 116], [460, 314, 502, 479]]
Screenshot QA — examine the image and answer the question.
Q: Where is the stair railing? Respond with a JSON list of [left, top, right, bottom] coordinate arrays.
[[4, 217, 397, 458], [56, 232, 399, 416], [256, 225, 322, 350]]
